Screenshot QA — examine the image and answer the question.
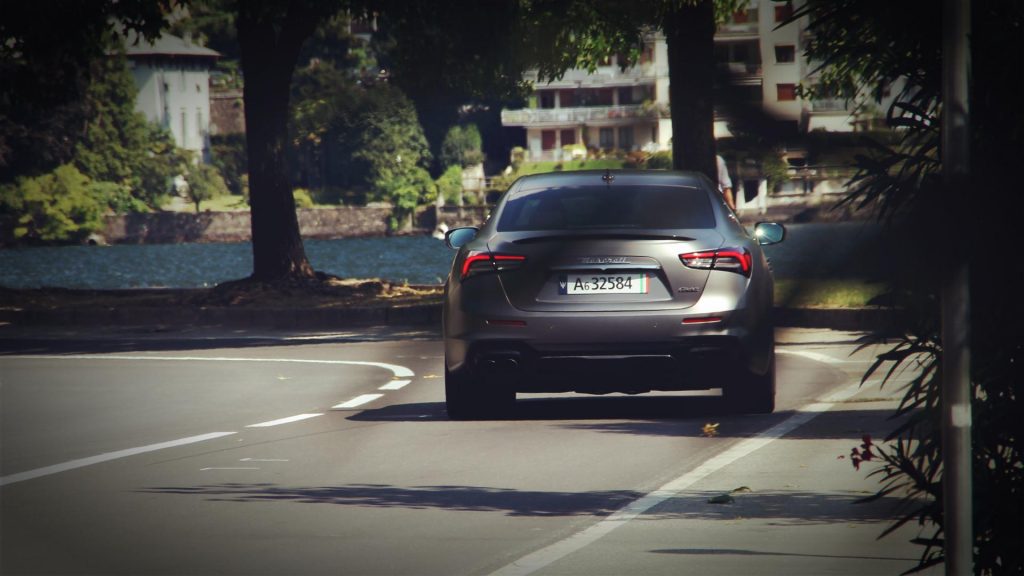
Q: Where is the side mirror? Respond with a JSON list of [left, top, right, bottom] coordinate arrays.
[[445, 226, 479, 249], [754, 222, 785, 246]]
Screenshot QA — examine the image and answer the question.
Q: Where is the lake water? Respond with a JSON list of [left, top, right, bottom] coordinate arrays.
[[0, 222, 886, 289]]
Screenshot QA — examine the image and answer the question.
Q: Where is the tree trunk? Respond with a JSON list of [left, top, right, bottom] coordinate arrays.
[[663, 0, 718, 185], [237, 4, 318, 282]]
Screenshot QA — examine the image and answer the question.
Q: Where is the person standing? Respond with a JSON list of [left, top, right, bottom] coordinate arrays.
[[716, 154, 736, 211]]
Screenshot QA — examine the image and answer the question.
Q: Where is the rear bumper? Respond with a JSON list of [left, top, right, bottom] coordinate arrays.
[[444, 310, 766, 394]]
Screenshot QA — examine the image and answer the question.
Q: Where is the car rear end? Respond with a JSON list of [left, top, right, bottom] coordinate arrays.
[[443, 171, 776, 413]]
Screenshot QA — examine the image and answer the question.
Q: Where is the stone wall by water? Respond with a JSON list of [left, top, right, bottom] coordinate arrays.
[[96, 205, 490, 244]]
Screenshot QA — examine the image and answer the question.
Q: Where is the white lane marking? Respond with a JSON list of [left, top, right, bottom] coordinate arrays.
[[201, 467, 259, 471], [332, 394, 384, 410], [6, 355, 416, 379], [246, 413, 322, 428], [777, 349, 873, 364], [240, 458, 289, 462], [488, 380, 865, 576], [379, 379, 411, 391], [0, 432, 236, 488]]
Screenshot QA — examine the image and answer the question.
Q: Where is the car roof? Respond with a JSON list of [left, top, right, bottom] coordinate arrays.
[[512, 169, 708, 193]]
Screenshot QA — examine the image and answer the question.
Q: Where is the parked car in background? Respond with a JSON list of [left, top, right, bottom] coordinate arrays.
[[443, 170, 785, 419]]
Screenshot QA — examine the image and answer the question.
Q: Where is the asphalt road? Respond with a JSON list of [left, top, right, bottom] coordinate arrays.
[[0, 326, 936, 576]]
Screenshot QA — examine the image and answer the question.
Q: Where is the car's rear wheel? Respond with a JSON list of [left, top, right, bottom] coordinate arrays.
[[724, 354, 776, 414], [445, 365, 515, 420]]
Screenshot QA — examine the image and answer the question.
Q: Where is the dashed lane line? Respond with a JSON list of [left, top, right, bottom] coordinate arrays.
[[246, 414, 323, 428], [379, 379, 411, 390], [332, 394, 384, 410], [1, 354, 416, 486], [0, 432, 237, 487]]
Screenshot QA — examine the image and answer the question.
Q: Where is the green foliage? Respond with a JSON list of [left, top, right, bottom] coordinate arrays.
[[71, 50, 184, 209], [182, 161, 230, 213], [292, 188, 315, 209], [436, 165, 464, 205], [793, 1, 1024, 573], [760, 152, 788, 192], [291, 77, 433, 212], [210, 134, 248, 197], [379, 166, 436, 230], [645, 151, 673, 170], [440, 124, 485, 169], [0, 164, 106, 242], [0, 1, 172, 181]]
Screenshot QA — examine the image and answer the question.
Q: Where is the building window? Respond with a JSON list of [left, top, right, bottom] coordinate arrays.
[[197, 108, 203, 142], [539, 91, 556, 109], [777, 83, 797, 101], [774, 2, 793, 22], [559, 90, 575, 108], [774, 45, 796, 64], [541, 130, 556, 151], [599, 127, 614, 149], [180, 69, 186, 92], [618, 127, 634, 150], [560, 129, 576, 146]]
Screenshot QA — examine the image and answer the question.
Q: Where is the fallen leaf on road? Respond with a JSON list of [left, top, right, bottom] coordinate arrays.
[[701, 422, 720, 437], [422, 374, 439, 379], [731, 486, 751, 493]]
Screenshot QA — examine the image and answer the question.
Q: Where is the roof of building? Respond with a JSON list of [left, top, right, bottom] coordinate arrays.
[[123, 31, 220, 59]]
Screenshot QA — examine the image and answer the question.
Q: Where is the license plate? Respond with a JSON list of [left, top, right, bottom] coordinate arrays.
[[559, 274, 648, 295]]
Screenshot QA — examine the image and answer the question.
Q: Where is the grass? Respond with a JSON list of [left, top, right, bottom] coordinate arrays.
[[774, 279, 886, 308]]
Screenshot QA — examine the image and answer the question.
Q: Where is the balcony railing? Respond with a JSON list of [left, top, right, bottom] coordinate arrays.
[[501, 104, 666, 126], [811, 98, 850, 112]]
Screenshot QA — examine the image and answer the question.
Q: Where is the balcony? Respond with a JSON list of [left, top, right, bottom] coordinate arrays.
[[501, 104, 667, 127], [811, 98, 850, 113], [524, 63, 664, 88]]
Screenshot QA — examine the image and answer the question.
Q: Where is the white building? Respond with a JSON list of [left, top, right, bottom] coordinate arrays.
[[124, 32, 220, 162], [501, 0, 870, 162]]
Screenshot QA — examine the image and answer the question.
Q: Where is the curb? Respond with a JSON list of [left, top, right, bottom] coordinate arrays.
[[0, 304, 888, 332]]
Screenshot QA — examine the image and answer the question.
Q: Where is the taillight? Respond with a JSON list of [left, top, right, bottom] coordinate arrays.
[[460, 252, 526, 280], [680, 247, 752, 277]]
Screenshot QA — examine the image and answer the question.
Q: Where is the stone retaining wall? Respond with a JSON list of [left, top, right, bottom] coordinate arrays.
[[97, 205, 491, 244]]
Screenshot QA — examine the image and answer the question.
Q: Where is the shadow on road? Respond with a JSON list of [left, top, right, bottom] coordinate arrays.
[[139, 483, 642, 517], [137, 482, 908, 524], [348, 398, 905, 442]]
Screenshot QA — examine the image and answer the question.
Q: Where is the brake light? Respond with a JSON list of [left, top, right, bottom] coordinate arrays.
[[680, 247, 752, 277], [461, 252, 526, 280]]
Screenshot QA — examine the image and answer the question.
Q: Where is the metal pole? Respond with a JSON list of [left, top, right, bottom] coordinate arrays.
[[941, 0, 973, 574]]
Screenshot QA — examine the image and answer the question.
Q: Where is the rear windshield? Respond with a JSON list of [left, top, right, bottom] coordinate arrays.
[[497, 185, 716, 231]]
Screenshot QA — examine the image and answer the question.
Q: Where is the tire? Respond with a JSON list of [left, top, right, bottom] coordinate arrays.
[[725, 354, 776, 414], [444, 365, 515, 420]]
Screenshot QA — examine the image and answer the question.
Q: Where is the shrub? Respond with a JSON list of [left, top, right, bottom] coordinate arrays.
[[440, 124, 485, 169], [183, 162, 230, 213], [0, 164, 106, 243], [291, 188, 315, 208], [436, 165, 464, 205], [645, 151, 673, 170], [510, 146, 527, 172]]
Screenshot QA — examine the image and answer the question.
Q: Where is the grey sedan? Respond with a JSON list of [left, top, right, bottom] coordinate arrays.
[[443, 169, 785, 419]]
